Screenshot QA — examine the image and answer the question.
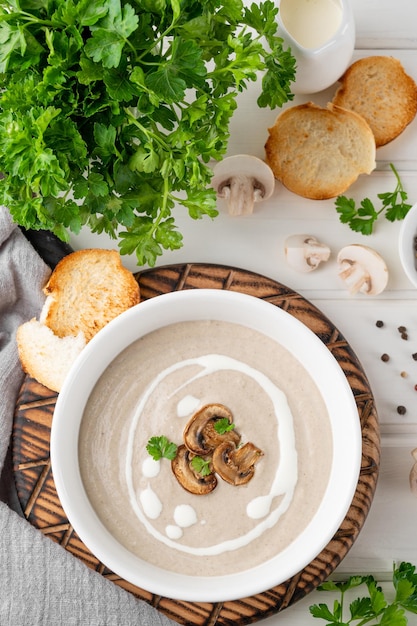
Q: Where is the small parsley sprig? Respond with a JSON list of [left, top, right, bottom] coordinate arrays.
[[335, 163, 412, 235], [309, 561, 417, 625], [146, 436, 177, 461], [146, 438, 213, 477], [190, 456, 212, 477], [214, 418, 236, 435]]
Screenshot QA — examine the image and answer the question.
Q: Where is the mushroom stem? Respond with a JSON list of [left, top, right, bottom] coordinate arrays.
[[337, 245, 388, 296], [219, 176, 262, 216], [233, 442, 264, 474], [338, 262, 371, 294], [211, 154, 275, 217], [285, 234, 331, 272], [212, 441, 263, 486]]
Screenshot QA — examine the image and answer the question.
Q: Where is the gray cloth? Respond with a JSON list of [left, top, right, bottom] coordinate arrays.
[[0, 207, 174, 625]]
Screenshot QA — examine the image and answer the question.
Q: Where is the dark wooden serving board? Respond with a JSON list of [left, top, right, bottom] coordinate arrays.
[[13, 262, 380, 626]]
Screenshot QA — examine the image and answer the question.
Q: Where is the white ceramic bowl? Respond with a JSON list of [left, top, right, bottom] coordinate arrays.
[[399, 201, 417, 288], [50, 289, 361, 603]]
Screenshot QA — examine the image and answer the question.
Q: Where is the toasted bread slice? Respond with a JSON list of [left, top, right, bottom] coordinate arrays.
[[17, 320, 86, 393], [332, 56, 417, 147], [265, 102, 376, 200], [41, 249, 140, 342]]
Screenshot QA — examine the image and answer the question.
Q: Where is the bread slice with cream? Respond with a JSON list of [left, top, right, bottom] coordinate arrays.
[[265, 102, 376, 200], [332, 56, 417, 147], [17, 248, 140, 392], [16, 320, 86, 393]]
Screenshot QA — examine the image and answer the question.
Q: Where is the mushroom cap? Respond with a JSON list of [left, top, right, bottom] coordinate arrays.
[[212, 441, 264, 486], [212, 155, 275, 192], [337, 244, 389, 295], [183, 403, 240, 456], [171, 445, 217, 495]]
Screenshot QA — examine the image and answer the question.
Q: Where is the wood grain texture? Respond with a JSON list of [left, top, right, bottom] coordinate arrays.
[[13, 263, 380, 626]]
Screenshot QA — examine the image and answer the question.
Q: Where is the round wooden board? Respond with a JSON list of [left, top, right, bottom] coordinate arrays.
[[13, 262, 380, 626]]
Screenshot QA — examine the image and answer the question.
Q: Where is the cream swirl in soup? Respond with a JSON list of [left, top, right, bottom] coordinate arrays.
[[79, 320, 333, 576]]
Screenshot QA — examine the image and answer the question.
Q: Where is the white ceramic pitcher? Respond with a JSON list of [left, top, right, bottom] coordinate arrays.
[[276, 0, 355, 94]]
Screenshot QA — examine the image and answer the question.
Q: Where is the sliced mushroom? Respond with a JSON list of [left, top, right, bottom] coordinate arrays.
[[337, 244, 389, 295], [285, 234, 331, 272], [211, 154, 275, 216], [212, 441, 264, 486], [183, 403, 240, 456], [171, 445, 217, 495], [410, 448, 417, 496]]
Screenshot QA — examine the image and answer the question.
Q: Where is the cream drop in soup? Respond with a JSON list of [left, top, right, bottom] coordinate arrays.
[[79, 320, 333, 576]]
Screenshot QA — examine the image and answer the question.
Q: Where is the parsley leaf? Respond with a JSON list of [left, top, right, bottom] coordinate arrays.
[[146, 436, 178, 461], [85, 2, 139, 68], [214, 418, 235, 435], [190, 456, 212, 477], [335, 163, 411, 235], [310, 562, 417, 625]]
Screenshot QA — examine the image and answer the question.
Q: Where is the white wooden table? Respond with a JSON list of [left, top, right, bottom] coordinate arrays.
[[71, 1, 417, 622]]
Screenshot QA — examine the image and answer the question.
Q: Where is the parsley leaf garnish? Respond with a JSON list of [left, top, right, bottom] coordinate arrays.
[[190, 456, 212, 477], [214, 418, 236, 435], [335, 163, 411, 235], [0, 0, 296, 267], [146, 436, 177, 461]]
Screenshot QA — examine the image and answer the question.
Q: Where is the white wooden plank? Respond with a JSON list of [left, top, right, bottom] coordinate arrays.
[[335, 444, 417, 577], [351, 0, 417, 49], [312, 299, 417, 427]]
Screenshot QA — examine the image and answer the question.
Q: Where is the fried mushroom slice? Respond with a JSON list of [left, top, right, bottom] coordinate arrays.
[[171, 445, 217, 495], [183, 403, 240, 455], [212, 441, 264, 486]]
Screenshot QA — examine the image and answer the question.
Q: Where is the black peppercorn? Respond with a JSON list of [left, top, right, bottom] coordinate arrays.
[[397, 405, 407, 415], [381, 353, 390, 362], [376, 320, 384, 328]]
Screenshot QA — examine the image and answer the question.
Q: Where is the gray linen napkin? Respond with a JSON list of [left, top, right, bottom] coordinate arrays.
[[0, 206, 174, 625]]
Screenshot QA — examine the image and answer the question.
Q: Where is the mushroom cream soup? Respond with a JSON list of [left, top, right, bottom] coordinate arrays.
[[79, 320, 333, 576]]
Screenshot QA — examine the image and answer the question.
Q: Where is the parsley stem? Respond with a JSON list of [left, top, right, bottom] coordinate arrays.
[[123, 108, 170, 151], [144, 176, 171, 240], [2, 9, 54, 27], [390, 161, 401, 184], [136, 22, 177, 63]]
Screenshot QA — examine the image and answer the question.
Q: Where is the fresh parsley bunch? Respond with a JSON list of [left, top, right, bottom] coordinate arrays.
[[310, 562, 417, 625], [0, 0, 295, 266]]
